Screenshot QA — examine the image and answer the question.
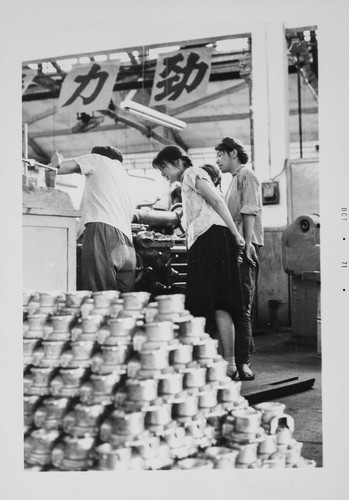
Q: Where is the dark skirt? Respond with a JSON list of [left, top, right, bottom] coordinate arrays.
[[185, 224, 244, 335]]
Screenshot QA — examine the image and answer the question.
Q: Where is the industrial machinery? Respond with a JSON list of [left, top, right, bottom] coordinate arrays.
[[281, 214, 320, 351], [132, 206, 187, 294], [76, 206, 188, 296]]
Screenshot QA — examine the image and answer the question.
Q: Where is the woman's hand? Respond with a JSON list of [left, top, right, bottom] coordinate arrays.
[[234, 234, 245, 250], [245, 242, 258, 266]]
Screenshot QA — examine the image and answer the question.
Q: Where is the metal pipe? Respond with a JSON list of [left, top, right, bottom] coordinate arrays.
[[23, 124, 29, 185], [22, 158, 57, 171], [296, 54, 303, 158]]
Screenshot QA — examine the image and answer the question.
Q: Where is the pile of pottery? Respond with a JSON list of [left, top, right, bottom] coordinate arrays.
[[23, 290, 316, 470]]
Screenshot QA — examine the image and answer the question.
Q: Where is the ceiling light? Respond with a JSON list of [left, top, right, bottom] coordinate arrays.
[[120, 100, 186, 131]]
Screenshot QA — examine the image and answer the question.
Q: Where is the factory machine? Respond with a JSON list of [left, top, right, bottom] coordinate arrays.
[[281, 214, 320, 353], [131, 206, 187, 294], [76, 205, 188, 296]]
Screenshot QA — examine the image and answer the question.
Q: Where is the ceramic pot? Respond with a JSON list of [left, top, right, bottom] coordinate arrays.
[[276, 426, 293, 447], [235, 442, 258, 465], [39, 292, 60, 308], [145, 404, 172, 427], [177, 316, 206, 336], [110, 299, 124, 317], [204, 446, 238, 469], [126, 378, 158, 402], [30, 367, 54, 387], [100, 410, 145, 440], [65, 291, 91, 308], [23, 290, 37, 306], [177, 458, 213, 470], [254, 401, 286, 425], [24, 395, 42, 416], [162, 426, 186, 448], [81, 315, 103, 334], [63, 403, 106, 434], [51, 314, 74, 333], [193, 339, 218, 359], [231, 408, 261, 434], [156, 294, 185, 314], [101, 344, 130, 365], [95, 443, 132, 470], [109, 317, 137, 336], [217, 381, 242, 403], [90, 371, 123, 394], [285, 441, 303, 466], [42, 340, 67, 359], [34, 397, 70, 427], [121, 291, 150, 310], [70, 340, 95, 360], [144, 321, 175, 342], [206, 359, 228, 382], [157, 372, 183, 395], [140, 347, 169, 370], [168, 343, 193, 365], [93, 290, 119, 309], [198, 389, 217, 409], [183, 367, 207, 389], [257, 434, 278, 457], [23, 338, 40, 357], [24, 428, 61, 462], [59, 435, 96, 460], [130, 436, 160, 459], [172, 396, 198, 418], [27, 313, 48, 331]]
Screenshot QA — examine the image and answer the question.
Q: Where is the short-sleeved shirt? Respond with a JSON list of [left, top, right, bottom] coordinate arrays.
[[182, 166, 226, 249], [224, 165, 264, 246], [75, 154, 135, 240]]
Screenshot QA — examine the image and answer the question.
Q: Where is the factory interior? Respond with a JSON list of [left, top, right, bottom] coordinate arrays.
[[4, 5, 349, 500]]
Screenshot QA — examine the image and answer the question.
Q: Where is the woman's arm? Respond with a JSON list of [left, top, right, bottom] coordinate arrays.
[[195, 177, 245, 248]]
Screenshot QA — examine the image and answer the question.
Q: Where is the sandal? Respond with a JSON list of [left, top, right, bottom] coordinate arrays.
[[237, 363, 255, 381], [228, 370, 240, 381]]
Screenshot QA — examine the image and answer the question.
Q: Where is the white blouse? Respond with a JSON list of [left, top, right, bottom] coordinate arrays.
[[181, 166, 226, 249]]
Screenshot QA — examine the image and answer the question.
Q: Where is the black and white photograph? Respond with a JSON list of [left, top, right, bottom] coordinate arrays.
[[1, 0, 349, 499]]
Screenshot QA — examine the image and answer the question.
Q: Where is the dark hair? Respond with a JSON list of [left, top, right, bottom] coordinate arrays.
[[215, 136, 249, 164], [200, 164, 222, 188], [152, 145, 192, 171], [91, 146, 123, 163]]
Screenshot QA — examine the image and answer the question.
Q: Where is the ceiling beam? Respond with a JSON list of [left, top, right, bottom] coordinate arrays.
[[29, 113, 174, 147], [22, 70, 249, 102], [28, 106, 318, 140], [24, 107, 57, 125]]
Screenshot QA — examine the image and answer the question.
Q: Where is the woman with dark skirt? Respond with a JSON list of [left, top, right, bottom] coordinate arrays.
[[152, 145, 249, 380]]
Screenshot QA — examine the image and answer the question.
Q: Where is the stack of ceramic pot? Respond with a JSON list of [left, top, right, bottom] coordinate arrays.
[[23, 290, 316, 470]]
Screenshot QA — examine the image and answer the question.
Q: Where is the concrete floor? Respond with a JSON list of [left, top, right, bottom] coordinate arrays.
[[240, 328, 322, 467]]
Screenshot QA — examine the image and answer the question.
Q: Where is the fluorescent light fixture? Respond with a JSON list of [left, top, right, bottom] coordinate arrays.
[[120, 100, 186, 131]]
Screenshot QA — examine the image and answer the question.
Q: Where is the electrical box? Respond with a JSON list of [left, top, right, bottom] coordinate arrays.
[[262, 181, 280, 205]]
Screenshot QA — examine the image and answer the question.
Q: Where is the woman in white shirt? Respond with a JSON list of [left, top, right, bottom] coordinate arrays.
[[152, 145, 247, 380]]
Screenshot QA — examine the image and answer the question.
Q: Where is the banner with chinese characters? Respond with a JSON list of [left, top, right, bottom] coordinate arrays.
[[149, 47, 213, 108], [22, 69, 37, 94], [58, 61, 120, 114]]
